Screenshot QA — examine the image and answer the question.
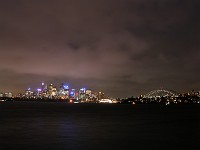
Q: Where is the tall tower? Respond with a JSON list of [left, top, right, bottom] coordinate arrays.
[[41, 82, 45, 91]]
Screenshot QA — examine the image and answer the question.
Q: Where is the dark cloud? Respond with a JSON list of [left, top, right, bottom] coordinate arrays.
[[0, 0, 199, 98]]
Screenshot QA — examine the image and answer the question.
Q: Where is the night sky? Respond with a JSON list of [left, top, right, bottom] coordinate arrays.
[[0, 0, 199, 98]]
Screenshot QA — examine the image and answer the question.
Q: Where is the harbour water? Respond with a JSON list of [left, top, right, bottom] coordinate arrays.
[[0, 102, 199, 150]]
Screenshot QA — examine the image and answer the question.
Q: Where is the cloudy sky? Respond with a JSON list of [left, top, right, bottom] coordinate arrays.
[[0, 0, 199, 98]]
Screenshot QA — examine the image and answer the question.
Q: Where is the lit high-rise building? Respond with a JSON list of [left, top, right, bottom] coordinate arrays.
[[79, 88, 86, 99], [47, 84, 57, 98], [97, 92, 105, 100], [59, 83, 70, 99], [70, 89, 76, 98]]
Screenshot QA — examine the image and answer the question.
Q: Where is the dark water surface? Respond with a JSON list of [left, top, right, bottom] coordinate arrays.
[[0, 102, 199, 150]]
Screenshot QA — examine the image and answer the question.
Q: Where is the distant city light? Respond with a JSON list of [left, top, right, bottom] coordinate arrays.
[[37, 88, 42, 92], [63, 84, 69, 89], [80, 88, 86, 92], [2, 81, 198, 105]]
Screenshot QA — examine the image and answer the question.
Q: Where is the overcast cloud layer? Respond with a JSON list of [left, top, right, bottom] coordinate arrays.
[[0, 0, 199, 97]]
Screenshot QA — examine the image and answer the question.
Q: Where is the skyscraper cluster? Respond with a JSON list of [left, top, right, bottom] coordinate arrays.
[[21, 82, 107, 102]]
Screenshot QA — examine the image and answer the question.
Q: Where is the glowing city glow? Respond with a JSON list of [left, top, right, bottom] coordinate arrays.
[[0, 82, 199, 104]]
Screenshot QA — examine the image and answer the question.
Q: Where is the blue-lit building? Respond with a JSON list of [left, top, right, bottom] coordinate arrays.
[[59, 83, 70, 99], [70, 89, 76, 99]]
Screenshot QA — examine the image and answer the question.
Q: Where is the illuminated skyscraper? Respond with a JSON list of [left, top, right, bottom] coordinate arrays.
[[25, 88, 33, 98], [41, 82, 45, 91], [70, 89, 76, 98], [86, 89, 92, 99], [97, 92, 105, 100], [79, 88, 86, 99], [59, 83, 70, 99], [47, 84, 57, 98]]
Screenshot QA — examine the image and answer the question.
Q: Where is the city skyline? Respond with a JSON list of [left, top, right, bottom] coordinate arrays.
[[0, 0, 200, 98], [0, 81, 199, 99]]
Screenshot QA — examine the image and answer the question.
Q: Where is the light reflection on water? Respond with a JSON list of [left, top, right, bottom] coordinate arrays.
[[0, 102, 199, 150]]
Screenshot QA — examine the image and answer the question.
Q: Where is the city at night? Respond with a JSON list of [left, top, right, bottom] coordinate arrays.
[[0, 82, 200, 105], [0, 0, 199, 150]]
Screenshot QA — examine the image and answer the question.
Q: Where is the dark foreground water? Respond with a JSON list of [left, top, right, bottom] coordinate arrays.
[[0, 102, 199, 150]]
